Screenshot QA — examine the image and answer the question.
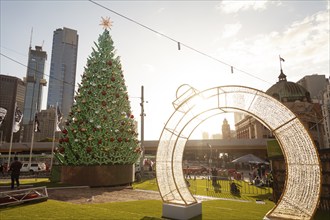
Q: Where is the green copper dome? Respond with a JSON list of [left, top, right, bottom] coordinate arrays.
[[266, 70, 311, 102]]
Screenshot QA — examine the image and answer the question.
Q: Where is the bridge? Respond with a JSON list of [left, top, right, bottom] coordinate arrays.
[[0, 138, 270, 156]]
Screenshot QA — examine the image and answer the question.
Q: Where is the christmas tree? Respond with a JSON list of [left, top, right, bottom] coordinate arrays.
[[55, 17, 141, 166]]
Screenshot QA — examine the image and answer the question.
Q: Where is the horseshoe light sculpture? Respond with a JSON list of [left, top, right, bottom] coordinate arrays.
[[156, 85, 321, 220]]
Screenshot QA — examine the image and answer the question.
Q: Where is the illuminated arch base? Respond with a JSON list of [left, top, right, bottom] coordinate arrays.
[[156, 85, 321, 220]]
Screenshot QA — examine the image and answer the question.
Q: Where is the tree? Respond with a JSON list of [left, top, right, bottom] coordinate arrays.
[[55, 21, 141, 166]]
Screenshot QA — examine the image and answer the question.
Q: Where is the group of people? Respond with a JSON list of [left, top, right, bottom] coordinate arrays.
[[1, 156, 23, 190], [249, 164, 273, 186]]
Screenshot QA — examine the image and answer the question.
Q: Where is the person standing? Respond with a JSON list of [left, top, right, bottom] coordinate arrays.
[[9, 156, 22, 190]]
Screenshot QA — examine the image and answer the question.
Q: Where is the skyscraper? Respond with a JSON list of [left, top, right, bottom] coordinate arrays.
[[22, 45, 47, 142], [22, 46, 47, 125], [47, 27, 78, 119], [0, 75, 25, 143]]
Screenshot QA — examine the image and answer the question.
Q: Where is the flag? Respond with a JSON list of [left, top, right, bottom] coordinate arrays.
[[55, 104, 63, 131], [0, 107, 7, 127], [280, 56, 285, 62], [35, 113, 40, 132], [13, 105, 23, 133]]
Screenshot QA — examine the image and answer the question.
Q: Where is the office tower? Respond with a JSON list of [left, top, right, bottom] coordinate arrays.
[[0, 75, 25, 142], [22, 45, 47, 142], [47, 27, 78, 119]]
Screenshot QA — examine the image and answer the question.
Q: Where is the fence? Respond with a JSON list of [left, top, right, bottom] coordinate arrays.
[[186, 175, 273, 202]]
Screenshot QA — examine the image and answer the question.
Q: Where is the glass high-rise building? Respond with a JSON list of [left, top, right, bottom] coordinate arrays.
[[22, 45, 47, 125], [47, 27, 78, 119]]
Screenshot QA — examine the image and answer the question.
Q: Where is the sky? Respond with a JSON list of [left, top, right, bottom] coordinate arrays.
[[1, 0, 329, 140]]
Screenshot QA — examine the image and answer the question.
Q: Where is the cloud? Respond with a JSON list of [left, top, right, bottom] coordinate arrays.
[[216, 0, 271, 14], [215, 7, 329, 83], [143, 64, 155, 73], [222, 22, 242, 38]]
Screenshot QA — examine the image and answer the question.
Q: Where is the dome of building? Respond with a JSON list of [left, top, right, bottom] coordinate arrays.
[[266, 69, 311, 102]]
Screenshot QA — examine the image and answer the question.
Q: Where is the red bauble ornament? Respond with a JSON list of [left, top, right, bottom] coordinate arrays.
[[102, 90, 107, 95], [102, 101, 107, 106], [64, 137, 69, 142], [86, 146, 92, 153], [59, 138, 63, 144], [130, 115, 134, 119], [111, 77, 115, 82], [117, 137, 122, 142], [62, 129, 68, 134], [110, 137, 115, 142], [59, 147, 65, 154], [107, 60, 112, 66], [98, 139, 102, 144]]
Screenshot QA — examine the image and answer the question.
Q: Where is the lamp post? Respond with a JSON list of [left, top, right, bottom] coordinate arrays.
[[140, 86, 145, 176], [208, 143, 212, 167]]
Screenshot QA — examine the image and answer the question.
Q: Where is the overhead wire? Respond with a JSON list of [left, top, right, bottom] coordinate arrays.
[[1, 1, 273, 90], [0, 52, 77, 88], [89, 0, 273, 85]]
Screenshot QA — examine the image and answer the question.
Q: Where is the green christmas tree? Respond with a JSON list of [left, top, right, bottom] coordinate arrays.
[[55, 18, 141, 166]]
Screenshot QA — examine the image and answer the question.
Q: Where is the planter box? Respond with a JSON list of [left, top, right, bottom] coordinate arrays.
[[61, 164, 134, 187]]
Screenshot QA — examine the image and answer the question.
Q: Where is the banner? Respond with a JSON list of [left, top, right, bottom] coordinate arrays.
[[0, 107, 7, 126], [35, 113, 41, 132], [13, 105, 23, 133], [56, 104, 63, 131], [267, 139, 283, 158]]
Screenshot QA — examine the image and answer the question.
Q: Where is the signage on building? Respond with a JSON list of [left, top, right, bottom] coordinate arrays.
[[267, 139, 283, 158]]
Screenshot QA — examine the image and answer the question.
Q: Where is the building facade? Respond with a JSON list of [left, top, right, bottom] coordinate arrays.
[[33, 108, 60, 142], [321, 83, 330, 148], [22, 45, 47, 142], [296, 74, 328, 102], [235, 70, 325, 148], [0, 75, 25, 143], [47, 27, 78, 120]]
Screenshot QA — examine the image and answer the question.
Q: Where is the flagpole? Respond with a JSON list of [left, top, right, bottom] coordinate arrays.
[[7, 102, 17, 170], [50, 103, 58, 170], [28, 105, 37, 169], [279, 55, 283, 70]]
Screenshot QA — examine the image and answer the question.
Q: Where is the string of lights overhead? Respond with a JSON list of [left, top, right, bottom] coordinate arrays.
[[0, 1, 274, 91], [89, 0, 273, 85]]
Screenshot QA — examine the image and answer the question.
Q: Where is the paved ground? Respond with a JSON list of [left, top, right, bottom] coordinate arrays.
[[47, 187, 162, 204]]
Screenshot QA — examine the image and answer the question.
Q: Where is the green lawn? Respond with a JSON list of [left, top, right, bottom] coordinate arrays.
[[0, 178, 329, 220]]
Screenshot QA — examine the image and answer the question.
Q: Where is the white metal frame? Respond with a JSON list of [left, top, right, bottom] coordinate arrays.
[[156, 85, 321, 220]]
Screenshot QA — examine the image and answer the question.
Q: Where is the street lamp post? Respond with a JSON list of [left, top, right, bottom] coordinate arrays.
[[140, 86, 145, 176]]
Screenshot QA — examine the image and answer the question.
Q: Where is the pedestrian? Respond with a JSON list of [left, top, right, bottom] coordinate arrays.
[[9, 156, 22, 190], [0, 163, 4, 176]]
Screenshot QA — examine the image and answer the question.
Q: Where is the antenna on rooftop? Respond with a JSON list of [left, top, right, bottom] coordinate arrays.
[[29, 28, 33, 49]]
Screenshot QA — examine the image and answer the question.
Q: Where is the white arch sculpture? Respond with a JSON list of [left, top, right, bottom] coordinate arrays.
[[156, 85, 321, 220]]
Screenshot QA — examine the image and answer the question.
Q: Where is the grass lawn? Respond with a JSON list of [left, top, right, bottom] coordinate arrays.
[[1, 178, 329, 220]]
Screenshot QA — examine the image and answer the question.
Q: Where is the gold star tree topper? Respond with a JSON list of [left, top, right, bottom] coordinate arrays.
[[100, 16, 113, 30]]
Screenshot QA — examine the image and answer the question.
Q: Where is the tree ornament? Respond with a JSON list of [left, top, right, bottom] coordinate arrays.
[[117, 137, 122, 142], [107, 60, 112, 66], [86, 146, 92, 153], [102, 101, 107, 106], [102, 90, 107, 95], [111, 77, 115, 82], [62, 129, 68, 134], [59, 147, 65, 153]]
